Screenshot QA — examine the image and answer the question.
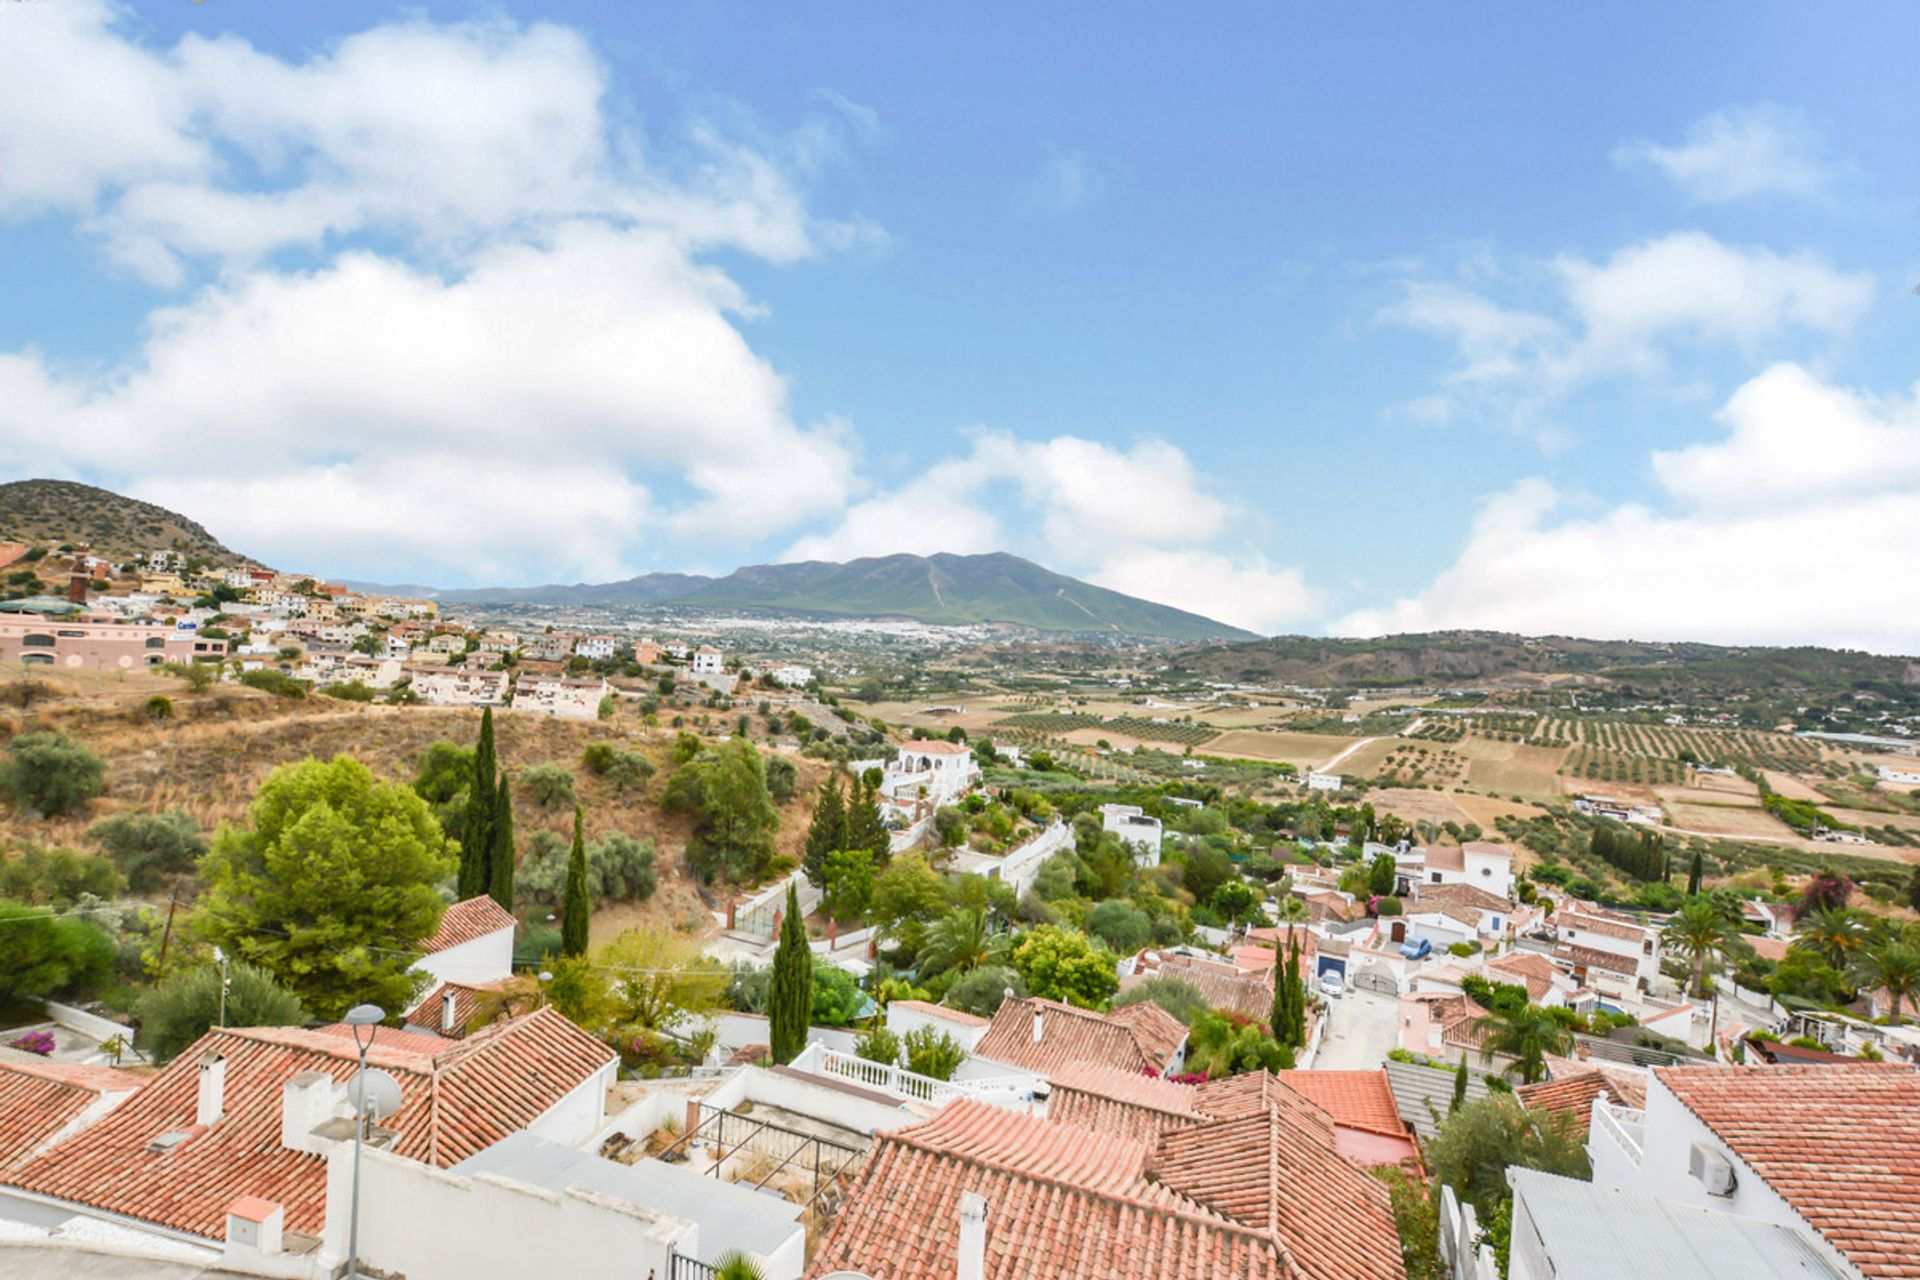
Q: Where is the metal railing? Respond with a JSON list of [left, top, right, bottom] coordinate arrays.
[[655, 1102, 865, 1210], [668, 1253, 718, 1280]]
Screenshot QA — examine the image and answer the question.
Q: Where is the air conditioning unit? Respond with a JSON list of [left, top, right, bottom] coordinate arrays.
[[1689, 1142, 1736, 1196]]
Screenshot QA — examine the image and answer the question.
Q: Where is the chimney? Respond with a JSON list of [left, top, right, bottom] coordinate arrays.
[[196, 1053, 227, 1127], [224, 1197, 284, 1257], [958, 1192, 988, 1280], [281, 1071, 336, 1153], [440, 989, 459, 1034], [1031, 1006, 1044, 1044], [66, 574, 89, 604]]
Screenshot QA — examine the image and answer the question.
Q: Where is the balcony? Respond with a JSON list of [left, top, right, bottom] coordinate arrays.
[[1591, 1099, 1645, 1167], [790, 1044, 1035, 1110]]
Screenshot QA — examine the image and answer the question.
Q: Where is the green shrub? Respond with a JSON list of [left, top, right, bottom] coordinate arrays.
[[902, 1025, 965, 1080], [0, 846, 123, 906], [854, 1021, 901, 1066], [0, 902, 115, 1006], [943, 965, 1024, 1017], [88, 809, 208, 891], [144, 694, 174, 722], [520, 763, 577, 808], [1, 731, 106, 817], [239, 669, 307, 699], [136, 961, 306, 1063]]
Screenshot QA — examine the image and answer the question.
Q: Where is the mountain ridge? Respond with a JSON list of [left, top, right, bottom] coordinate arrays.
[[0, 479, 252, 567], [360, 551, 1255, 641]]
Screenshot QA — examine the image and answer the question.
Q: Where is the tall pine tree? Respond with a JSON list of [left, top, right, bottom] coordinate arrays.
[[769, 882, 812, 1064], [1687, 849, 1704, 897], [801, 776, 847, 888], [458, 708, 497, 899], [561, 805, 590, 957], [1279, 930, 1306, 1049], [488, 770, 516, 911]]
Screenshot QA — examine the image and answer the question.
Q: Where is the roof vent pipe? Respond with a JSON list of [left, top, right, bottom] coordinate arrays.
[[958, 1192, 988, 1280]]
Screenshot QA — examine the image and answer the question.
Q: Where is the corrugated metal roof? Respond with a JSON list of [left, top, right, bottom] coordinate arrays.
[[1381, 1058, 1490, 1142], [1510, 1169, 1849, 1280]]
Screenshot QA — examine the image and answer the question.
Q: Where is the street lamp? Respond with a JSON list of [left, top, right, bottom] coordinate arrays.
[[342, 1003, 385, 1280], [537, 971, 554, 1010]]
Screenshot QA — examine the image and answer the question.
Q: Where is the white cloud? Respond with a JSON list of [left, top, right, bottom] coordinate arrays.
[[0, 6, 880, 586], [1017, 147, 1100, 214], [1614, 105, 1843, 205], [0, 1, 846, 285], [1382, 232, 1874, 437], [784, 432, 1320, 633], [1337, 365, 1920, 652]]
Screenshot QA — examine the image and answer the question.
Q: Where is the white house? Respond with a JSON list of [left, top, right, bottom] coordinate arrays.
[[1588, 1065, 1918, 1280], [409, 666, 511, 708], [692, 645, 724, 675], [766, 664, 812, 687], [1306, 772, 1343, 792], [1100, 803, 1164, 867], [1876, 764, 1920, 785], [1554, 905, 1661, 988], [879, 740, 980, 807], [1409, 841, 1515, 899], [574, 634, 618, 661], [412, 896, 517, 989], [512, 673, 608, 720]]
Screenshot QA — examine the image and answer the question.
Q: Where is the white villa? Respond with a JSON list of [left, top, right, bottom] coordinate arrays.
[[512, 673, 609, 720], [1100, 803, 1164, 866], [692, 646, 725, 675]]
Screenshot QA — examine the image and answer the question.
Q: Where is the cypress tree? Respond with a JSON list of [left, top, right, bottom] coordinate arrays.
[[769, 883, 812, 1064], [459, 708, 497, 899], [1281, 930, 1305, 1048], [1450, 1058, 1469, 1115], [1687, 850, 1704, 897], [561, 806, 590, 957], [1269, 945, 1290, 1044], [802, 776, 847, 888], [844, 775, 891, 863], [488, 770, 516, 911]]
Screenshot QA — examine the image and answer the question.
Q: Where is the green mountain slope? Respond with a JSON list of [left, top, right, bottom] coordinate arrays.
[[437, 553, 1254, 640]]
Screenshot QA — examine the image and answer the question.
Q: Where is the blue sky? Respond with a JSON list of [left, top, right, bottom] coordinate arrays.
[[1, 2, 1916, 649]]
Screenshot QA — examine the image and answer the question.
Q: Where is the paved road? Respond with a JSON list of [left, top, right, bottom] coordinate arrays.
[[1311, 987, 1401, 1069]]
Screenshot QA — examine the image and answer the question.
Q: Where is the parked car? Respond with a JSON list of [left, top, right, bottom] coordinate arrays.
[[1398, 937, 1432, 961], [1319, 971, 1345, 998]]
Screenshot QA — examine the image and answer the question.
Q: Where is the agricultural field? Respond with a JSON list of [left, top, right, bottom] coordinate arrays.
[[1465, 743, 1568, 798], [1204, 729, 1352, 768]]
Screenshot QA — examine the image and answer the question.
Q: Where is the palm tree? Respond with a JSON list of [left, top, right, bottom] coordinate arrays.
[[1473, 1003, 1574, 1085], [1276, 894, 1311, 936], [1665, 897, 1737, 997], [921, 907, 1010, 977], [1850, 934, 1920, 1023], [1794, 905, 1867, 970], [712, 1252, 766, 1280]]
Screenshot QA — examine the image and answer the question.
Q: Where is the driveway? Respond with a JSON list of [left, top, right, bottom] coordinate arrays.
[[1310, 986, 1401, 1069]]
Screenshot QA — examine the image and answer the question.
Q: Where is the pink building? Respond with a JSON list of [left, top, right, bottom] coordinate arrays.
[[0, 612, 225, 670]]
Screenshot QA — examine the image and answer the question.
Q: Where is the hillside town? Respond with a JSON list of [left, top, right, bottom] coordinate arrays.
[[4, 1, 1918, 1278], [0, 510, 1917, 1279]]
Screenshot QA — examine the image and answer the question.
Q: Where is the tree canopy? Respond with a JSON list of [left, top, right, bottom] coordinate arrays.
[[194, 755, 455, 1020]]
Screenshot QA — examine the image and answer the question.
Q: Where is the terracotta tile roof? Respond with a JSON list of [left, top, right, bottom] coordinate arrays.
[[0, 1054, 143, 1174], [1414, 882, 1512, 915], [973, 996, 1185, 1077], [3, 1008, 612, 1241], [1517, 1068, 1646, 1131], [1122, 957, 1273, 1021], [420, 895, 518, 954], [809, 1091, 1405, 1280], [1557, 910, 1649, 943], [1420, 844, 1465, 872], [1462, 841, 1513, 862], [1553, 941, 1639, 975], [900, 739, 971, 755], [1047, 1064, 1206, 1143], [402, 978, 523, 1038], [1655, 1064, 1920, 1280], [1280, 1070, 1408, 1139], [888, 998, 990, 1028], [1154, 1091, 1405, 1280], [1488, 951, 1562, 1002]]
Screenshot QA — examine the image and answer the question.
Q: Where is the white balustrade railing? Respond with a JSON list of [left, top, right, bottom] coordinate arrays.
[[1593, 1101, 1645, 1165], [802, 1047, 1032, 1109]]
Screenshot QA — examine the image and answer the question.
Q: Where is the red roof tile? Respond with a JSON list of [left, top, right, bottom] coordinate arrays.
[[888, 998, 990, 1028], [1553, 941, 1639, 975], [1280, 1070, 1408, 1139], [808, 1091, 1405, 1280], [1487, 951, 1562, 1001], [1656, 1064, 1920, 1280], [0, 1054, 143, 1173], [3, 1008, 612, 1240], [1517, 1068, 1646, 1132], [401, 979, 523, 1038], [420, 896, 517, 954], [973, 997, 1186, 1077], [1556, 910, 1649, 943]]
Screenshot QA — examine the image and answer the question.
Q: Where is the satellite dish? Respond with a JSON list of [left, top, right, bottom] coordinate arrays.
[[349, 1068, 404, 1121]]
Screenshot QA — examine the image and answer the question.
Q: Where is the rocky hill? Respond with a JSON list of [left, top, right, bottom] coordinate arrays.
[[0, 479, 250, 566]]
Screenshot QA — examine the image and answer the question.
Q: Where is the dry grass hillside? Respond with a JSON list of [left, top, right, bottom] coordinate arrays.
[[0, 665, 834, 941], [0, 479, 250, 566]]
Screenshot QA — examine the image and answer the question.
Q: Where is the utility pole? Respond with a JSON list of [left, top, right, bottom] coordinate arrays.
[[214, 946, 230, 1027], [156, 895, 180, 970]]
